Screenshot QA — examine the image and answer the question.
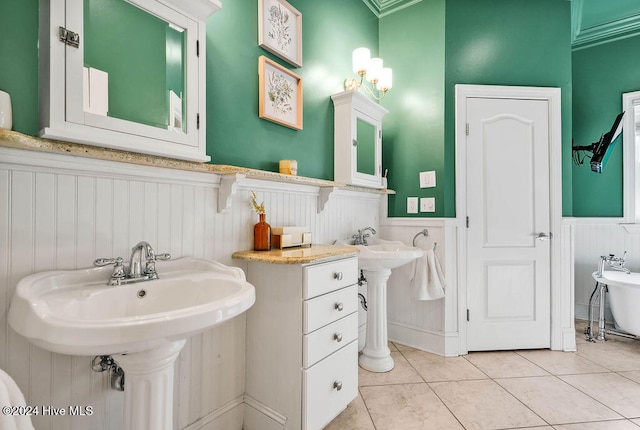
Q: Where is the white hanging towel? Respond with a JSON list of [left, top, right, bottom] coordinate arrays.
[[411, 248, 446, 300], [0, 368, 35, 430]]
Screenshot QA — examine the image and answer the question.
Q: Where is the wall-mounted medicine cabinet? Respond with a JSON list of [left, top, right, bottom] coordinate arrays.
[[38, 0, 220, 162], [332, 91, 388, 189]]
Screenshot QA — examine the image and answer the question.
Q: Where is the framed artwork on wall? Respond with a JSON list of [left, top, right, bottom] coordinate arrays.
[[258, 56, 303, 130], [258, 0, 302, 68]]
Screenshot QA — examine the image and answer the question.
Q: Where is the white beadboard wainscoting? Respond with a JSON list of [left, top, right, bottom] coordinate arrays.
[[378, 218, 460, 356], [572, 219, 640, 323], [0, 147, 381, 430]]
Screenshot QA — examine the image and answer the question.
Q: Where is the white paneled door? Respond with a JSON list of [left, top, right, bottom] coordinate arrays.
[[466, 97, 551, 351]]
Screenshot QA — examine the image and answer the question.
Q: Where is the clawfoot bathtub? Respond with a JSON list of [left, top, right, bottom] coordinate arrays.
[[587, 270, 640, 341]]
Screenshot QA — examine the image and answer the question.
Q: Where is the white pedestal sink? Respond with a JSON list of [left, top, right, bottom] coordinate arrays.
[[8, 257, 255, 430], [356, 242, 423, 372]]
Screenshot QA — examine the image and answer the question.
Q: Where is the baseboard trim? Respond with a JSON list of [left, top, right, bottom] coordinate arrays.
[[243, 395, 287, 426], [388, 321, 448, 356], [182, 396, 244, 430], [562, 327, 578, 352]]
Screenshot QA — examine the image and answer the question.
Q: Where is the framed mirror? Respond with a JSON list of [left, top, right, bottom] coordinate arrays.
[[38, 0, 220, 161]]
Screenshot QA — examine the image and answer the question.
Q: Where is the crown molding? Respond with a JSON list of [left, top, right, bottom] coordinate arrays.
[[572, 0, 640, 50], [361, 0, 423, 18]]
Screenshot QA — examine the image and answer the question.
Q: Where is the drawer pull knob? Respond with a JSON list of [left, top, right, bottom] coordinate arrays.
[[334, 333, 343, 342], [334, 272, 343, 281], [335, 302, 344, 312], [333, 381, 343, 391]]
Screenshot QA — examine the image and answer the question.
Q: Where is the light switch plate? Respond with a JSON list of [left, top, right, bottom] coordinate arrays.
[[419, 171, 436, 188], [420, 197, 435, 212], [407, 197, 418, 214]]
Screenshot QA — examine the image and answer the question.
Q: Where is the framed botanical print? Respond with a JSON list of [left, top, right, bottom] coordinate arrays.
[[258, 0, 302, 68], [258, 56, 303, 130]]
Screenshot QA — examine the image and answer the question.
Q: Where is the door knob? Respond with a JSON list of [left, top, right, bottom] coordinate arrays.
[[535, 232, 551, 241]]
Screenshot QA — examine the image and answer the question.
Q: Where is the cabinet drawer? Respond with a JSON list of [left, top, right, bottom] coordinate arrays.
[[303, 284, 358, 334], [303, 312, 358, 368], [303, 340, 358, 430], [303, 258, 358, 299]]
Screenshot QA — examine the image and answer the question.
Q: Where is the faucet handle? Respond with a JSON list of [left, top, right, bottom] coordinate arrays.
[[94, 257, 123, 267], [144, 252, 170, 276], [94, 257, 125, 281]]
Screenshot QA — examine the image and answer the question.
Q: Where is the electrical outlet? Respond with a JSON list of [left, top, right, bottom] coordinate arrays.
[[407, 197, 418, 214], [419, 171, 436, 188], [420, 197, 435, 212]]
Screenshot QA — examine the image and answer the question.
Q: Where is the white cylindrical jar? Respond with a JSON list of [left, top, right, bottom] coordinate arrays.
[[0, 90, 12, 130]]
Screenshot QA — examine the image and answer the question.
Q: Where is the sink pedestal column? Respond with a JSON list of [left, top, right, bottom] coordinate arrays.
[[359, 269, 394, 373], [116, 339, 187, 430]]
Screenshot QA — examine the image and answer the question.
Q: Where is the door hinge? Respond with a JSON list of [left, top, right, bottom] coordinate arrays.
[[466, 216, 469, 228], [467, 309, 470, 322], [59, 26, 80, 48], [196, 40, 200, 57], [465, 123, 469, 136], [197, 113, 200, 129], [379, 129, 382, 139]]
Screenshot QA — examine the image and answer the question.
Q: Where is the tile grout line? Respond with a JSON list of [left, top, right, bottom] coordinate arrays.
[[349, 335, 640, 430], [394, 342, 469, 429]]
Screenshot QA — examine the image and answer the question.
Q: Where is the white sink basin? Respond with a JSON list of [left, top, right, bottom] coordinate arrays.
[[356, 242, 424, 272], [9, 257, 256, 356]]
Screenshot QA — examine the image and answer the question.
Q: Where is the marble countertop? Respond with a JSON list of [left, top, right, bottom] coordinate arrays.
[[0, 129, 394, 195], [232, 244, 359, 264]]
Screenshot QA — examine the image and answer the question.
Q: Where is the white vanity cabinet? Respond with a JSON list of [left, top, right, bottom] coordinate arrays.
[[332, 91, 389, 189], [233, 247, 359, 430], [38, 0, 219, 162]]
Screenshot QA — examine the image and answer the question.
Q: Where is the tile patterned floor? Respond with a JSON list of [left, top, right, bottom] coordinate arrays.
[[325, 321, 640, 429]]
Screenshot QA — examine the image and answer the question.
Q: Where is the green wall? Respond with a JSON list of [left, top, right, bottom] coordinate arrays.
[[444, 0, 573, 217], [206, 0, 378, 179], [380, 0, 446, 217], [571, 34, 640, 217], [0, 0, 38, 135], [380, 0, 573, 217], [0, 0, 585, 219]]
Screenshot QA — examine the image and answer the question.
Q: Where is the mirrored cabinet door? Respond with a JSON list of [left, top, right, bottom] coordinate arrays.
[[355, 117, 377, 176], [332, 91, 388, 189], [39, 0, 220, 161]]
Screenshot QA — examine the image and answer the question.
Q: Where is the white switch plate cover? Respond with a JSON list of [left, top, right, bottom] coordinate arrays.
[[420, 197, 435, 212], [419, 171, 436, 188], [407, 197, 419, 214]]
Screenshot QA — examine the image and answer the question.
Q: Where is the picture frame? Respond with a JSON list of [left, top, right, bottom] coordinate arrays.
[[258, 0, 302, 68], [259, 56, 303, 130]]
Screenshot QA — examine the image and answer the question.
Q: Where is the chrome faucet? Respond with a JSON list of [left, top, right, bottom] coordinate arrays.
[[94, 241, 171, 286], [353, 227, 377, 246], [597, 252, 630, 277]]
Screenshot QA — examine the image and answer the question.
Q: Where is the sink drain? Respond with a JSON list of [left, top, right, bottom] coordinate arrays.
[[137, 289, 147, 298]]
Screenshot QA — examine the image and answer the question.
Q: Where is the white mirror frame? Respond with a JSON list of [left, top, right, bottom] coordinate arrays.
[[38, 0, 220, 162], [623, 90, 640, 223]]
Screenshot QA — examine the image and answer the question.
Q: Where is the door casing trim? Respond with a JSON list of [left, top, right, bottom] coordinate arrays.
[[455, 84, 568, 354]]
